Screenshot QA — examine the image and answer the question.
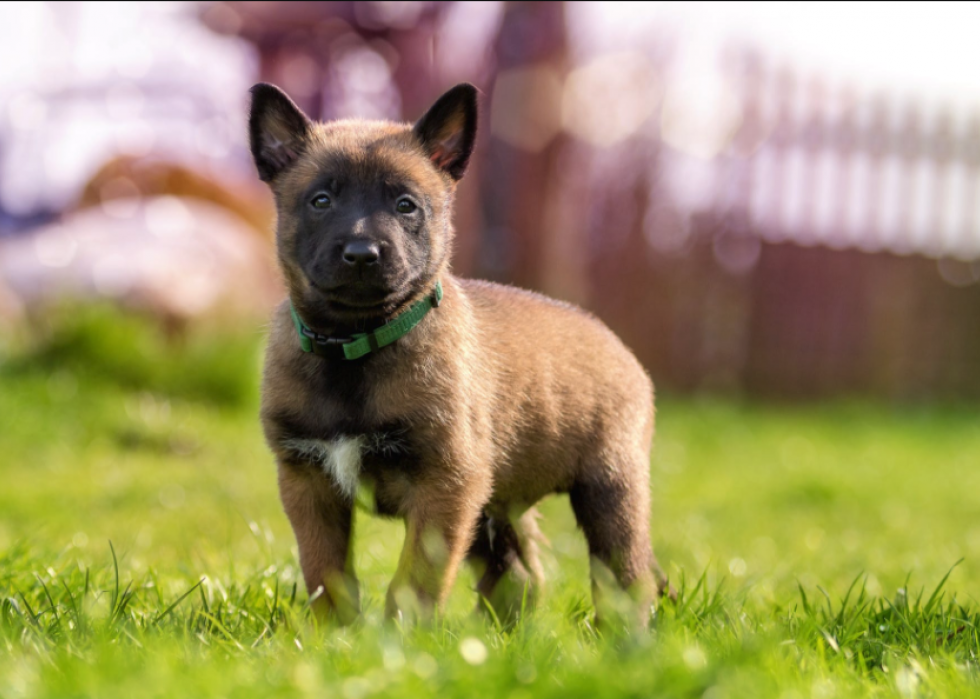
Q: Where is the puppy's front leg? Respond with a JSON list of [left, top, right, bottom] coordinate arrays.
[[278, 462, 359, 624], [385, 480, 486, 623]]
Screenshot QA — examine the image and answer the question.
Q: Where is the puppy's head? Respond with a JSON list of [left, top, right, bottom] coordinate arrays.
[[249, 83, 477, 327]]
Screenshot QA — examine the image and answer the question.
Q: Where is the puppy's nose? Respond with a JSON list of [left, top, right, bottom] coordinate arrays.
[[342, 240, 380, 267]]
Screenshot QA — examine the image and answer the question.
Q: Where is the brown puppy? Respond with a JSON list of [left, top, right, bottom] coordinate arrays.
[[250, 82, 669, 629]]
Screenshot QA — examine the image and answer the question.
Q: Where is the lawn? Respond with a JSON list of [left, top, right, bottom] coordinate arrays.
[[1, 307, 979, 698]]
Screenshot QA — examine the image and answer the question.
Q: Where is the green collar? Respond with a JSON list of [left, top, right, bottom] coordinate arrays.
[[290, 282, 443, 360]]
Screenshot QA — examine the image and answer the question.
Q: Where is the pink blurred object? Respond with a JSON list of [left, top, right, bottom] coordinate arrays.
[[0, 276, 24, 327], [0, 195, 282, 328]]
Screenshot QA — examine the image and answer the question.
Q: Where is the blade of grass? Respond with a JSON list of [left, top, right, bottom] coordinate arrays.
[[923, 559, 962, 616], [152, 578, 205, 626]]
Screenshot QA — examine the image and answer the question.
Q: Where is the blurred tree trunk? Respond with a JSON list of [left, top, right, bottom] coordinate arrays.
[[202, 2, 451, 120], [475, 1, 573, 294]]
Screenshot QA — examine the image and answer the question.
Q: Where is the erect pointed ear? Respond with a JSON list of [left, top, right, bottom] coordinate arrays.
[[413, 83, 478, 180], [249, 83, 312, 183]]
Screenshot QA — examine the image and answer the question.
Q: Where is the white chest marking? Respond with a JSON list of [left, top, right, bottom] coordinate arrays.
[[283, 436, 365, 500]]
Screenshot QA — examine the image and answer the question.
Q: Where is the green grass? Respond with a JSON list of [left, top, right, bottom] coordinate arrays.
[[2, 307, 979, 697]]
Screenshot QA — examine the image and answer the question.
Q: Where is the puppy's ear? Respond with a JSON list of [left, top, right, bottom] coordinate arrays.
[[249, 83, 312, 182], [413, 83, 478, 180]]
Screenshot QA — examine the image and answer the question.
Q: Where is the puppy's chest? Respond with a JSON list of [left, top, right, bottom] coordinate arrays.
[[282, 429, 420, 515]]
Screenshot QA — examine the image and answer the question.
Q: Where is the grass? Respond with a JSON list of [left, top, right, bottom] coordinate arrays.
[[2, 305, 980, 697]]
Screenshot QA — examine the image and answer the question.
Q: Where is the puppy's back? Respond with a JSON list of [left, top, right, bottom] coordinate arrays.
[[461, 279, 651, 403]]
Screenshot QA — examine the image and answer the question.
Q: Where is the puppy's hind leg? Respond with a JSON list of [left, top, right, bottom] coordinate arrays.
[[570, 464, 658, 633], [467, 508, 544, 625]]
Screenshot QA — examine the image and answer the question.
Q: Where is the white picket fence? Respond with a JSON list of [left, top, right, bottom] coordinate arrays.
[[719, 60, 980, 261]]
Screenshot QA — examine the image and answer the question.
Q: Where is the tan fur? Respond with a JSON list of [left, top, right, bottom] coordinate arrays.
[[253, 84, 669, 630]]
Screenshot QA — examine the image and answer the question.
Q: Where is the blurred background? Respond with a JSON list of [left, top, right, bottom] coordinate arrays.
[[2, 0, 980, 401]]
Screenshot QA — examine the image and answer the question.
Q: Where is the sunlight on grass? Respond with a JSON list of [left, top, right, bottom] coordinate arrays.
[[1, 307, 979, 698]]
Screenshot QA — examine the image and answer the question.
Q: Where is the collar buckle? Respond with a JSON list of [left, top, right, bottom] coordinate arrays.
[[300, 327, 352, 346]]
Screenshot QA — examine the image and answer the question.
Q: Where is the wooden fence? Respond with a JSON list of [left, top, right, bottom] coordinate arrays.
[[581, 53, 980, 400]]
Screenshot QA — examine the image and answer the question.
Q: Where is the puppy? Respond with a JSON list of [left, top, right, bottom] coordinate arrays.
[[251, 82, 669, 628]]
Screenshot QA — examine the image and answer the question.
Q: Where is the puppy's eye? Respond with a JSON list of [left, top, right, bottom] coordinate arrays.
[[310, 193, 332, 209], [396, 197, 417, 214]]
